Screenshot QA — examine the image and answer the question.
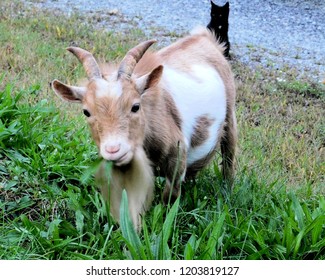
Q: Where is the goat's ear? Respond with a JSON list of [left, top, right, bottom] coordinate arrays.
[[51, 79, 86, 103], [136, 65, 163, 94]]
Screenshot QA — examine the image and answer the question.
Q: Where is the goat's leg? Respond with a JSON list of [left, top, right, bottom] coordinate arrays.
[[220, 111, 237, 188], [162, 141, 187, 204]]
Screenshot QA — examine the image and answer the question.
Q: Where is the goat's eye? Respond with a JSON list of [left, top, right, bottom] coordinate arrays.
[[131, 103, 140, 113], [83, 109, 91, 117]]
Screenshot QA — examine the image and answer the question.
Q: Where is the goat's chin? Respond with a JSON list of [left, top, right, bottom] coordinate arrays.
[[110, 152, 134, 167]]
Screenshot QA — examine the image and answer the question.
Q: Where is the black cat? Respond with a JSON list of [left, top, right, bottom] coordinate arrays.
[[207, 1, 231, 59]]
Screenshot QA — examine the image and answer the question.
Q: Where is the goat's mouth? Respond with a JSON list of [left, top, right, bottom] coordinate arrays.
[[105, 151, 133, 167], [113, 153, 130, 166]]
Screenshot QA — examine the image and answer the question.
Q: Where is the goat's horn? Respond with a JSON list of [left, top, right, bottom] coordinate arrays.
[[117, 39, 156, 80], [67, 47, 102, 80]]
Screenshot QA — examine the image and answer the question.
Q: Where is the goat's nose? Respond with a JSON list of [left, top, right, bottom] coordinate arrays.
[[105, 144, 120, 154]]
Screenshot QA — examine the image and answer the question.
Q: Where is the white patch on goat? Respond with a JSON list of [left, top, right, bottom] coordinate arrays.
[[95, 78, 122, 98], [162, 64, 226, 166]]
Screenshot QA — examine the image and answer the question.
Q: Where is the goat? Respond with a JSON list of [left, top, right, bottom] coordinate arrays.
[[51, 27, 237, 230]]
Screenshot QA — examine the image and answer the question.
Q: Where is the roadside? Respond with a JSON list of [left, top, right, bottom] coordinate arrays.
[[24, 0, 325, 83]]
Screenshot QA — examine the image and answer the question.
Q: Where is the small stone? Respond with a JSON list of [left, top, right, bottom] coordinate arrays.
[[108, 8, 119, 15]]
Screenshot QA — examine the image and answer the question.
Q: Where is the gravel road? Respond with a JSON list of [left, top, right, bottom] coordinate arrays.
[[27, 0, 325, 82]]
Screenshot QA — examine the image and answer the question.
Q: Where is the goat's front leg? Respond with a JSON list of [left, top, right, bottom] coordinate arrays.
[[162, 141, 187, 204]]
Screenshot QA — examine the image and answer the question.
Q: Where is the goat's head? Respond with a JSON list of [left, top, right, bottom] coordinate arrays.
[[52, 40, 163, 166]]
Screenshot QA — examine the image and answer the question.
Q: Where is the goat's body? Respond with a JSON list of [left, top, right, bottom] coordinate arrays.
[[161, 65, 226, 165], [138, 27, 235, 182], [53, 27, 237, 231], [141, 63, 226, 174]]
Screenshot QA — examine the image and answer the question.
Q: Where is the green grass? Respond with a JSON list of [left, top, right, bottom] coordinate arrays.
[[1, 0, 325, 260]]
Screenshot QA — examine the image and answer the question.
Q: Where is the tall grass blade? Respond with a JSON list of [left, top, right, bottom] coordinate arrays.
[[202, 212, 226, 259], [99, 225, 114, 260], [184, 235, 197, 260], [154, 197, 180, 260], [293, 215, 325, 257], [290, 192, 305, 229], [142, 220, 154, 260], [162, 197, 180, 241], [119, 190, 147, 260]]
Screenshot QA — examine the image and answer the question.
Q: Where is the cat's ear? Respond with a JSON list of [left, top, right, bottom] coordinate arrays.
[[224, 2, 230, 15], [211, 0, 216, 8]]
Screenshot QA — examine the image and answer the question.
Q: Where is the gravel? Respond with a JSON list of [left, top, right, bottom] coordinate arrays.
[[27, 0, 325, 82]]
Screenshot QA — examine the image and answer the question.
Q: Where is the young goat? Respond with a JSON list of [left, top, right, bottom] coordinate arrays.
[[52, 27, 237, 230]]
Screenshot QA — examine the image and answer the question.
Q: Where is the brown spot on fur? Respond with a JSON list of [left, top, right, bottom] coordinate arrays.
[[186, 145, 218, 179], [187, 119, 226, 179], [191, 115, 215, 148]]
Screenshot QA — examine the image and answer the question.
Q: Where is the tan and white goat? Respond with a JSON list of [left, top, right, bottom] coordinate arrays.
[[52, 27, 237, 230]]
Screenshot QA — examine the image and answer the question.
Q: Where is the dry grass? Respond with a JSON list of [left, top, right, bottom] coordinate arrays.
[[232, 60, 324, 192]]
